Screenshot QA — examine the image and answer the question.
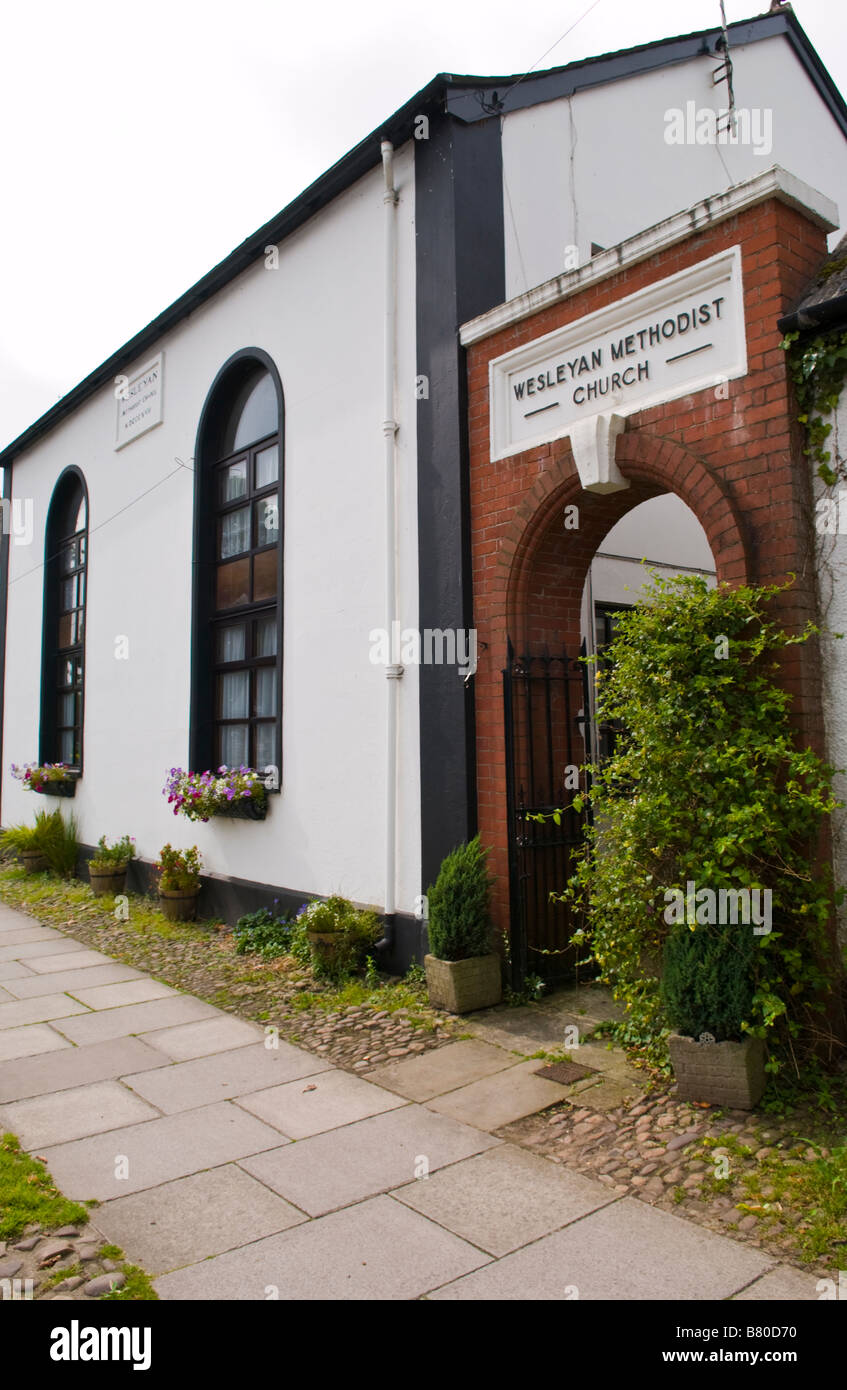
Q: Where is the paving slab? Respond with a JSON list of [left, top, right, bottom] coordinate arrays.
[[3, 963, 145, 999], [0, 994, 90, 1030], [0, 939, 86, 963], [428, 1195, 772, 1300], [0, 926, 70, 947], [0, 986, 12, 1003], [239, 1104, 501, 1216], [0, 961, 35, 981], [392, 1143, 616, 1256], [138, 1015, 265, 1061], [424, 1060, 565, 1131], [0, 1035, 170, 1104], [731, 1266, 825, 1300], [25, 949, 120, 974], [41, 1101, 286, 1200], [1, 1079, 160, 1149], [0, 906, 34, 929], [68, 979, 176, 1010], [122, 1042, 331, 1113], [465, 986, 623, 1060], [95, 1164, 308, 1275], [367, 1039, 520, 1102], [49, 996, 221, 1046], [236, 1068, 408, 1138], [561, 1075, 642, 1112], [0, 1023, 71, 1063], [153, 1193, 490, 1300]]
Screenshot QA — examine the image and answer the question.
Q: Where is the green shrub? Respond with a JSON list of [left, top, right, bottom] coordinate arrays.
[[155, 844, 201, 892], [427, 835, 493, 961], [1, 810, 78, 876], [234, 903, 298, 958], [0, 821, 44, 855], [661, 923, 757, 1041], [560, 574, 841, 1072], [299, 896, 382, 979], [38, 810, 79, 878], [90, 834, 135, 871]]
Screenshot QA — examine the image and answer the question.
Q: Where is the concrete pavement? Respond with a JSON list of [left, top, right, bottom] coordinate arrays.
[[0, 902, 822, 1301]]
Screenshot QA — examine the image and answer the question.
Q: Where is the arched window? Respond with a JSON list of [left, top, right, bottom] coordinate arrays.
[[191, 351, 284, 778], [41, 469, 88, 771]]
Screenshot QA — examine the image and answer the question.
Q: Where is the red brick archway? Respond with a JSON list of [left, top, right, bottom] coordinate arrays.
[[466, 191, 829, 951]]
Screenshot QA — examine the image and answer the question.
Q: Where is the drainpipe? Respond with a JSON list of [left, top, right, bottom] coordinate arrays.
[[375, 139, 401, 961]]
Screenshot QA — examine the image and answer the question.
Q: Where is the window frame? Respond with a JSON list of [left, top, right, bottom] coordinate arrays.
[[40, 468, 89, 774], [190, 349, 284, 785]]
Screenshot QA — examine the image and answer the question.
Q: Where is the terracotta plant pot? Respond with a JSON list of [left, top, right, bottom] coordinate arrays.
[[20, 849, 48, 874], [88, 865, 128, 897], [159, 887, 200, 921], [424, 953, 502, 1014], [668, 1032, 767, 1110]]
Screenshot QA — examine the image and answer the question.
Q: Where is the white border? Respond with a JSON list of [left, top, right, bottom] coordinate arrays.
[[115, 352, 165, 450], [489, 247, 746, 462]]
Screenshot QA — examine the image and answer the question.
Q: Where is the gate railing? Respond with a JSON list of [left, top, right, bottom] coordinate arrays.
[[503, 641, 594, 990]]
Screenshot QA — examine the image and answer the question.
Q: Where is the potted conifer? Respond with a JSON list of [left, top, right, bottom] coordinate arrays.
[[424, 835, 502, 1014], [662, 921, 766, 1109]]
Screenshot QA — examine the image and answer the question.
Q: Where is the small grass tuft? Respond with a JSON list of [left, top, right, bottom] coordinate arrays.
[[0, 1133, 89, 1240]]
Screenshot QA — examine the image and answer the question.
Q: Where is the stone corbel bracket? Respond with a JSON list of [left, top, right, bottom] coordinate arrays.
[[569, 412, 629, 493]]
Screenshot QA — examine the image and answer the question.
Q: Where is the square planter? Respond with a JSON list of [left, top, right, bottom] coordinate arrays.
[[424, 953, 502, 1014], [668, 1032, 766, 1110]]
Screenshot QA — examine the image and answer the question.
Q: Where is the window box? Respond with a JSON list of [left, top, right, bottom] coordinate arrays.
[[212, 795, 267, 821], [11, 763, 78, 797], [32, 777, 77, 798], [163, 767, 268, 822]]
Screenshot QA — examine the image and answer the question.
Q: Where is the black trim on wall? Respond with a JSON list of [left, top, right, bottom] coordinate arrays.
[[189, 348, 285, 780], [75, 845, 425, 975], [415, 112, 505, 894], [39, 466, 89, 773]]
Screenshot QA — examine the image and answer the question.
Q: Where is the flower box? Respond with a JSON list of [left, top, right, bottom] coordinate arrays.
[[163, 767, 268, 822], [668, 1032, 766, 1110], [212, 796, 267, 821], [11, 763, 78, 796], [31, 778, 77, 798]]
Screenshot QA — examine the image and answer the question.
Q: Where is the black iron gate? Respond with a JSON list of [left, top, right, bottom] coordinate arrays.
[[502, 641, 594, 989]]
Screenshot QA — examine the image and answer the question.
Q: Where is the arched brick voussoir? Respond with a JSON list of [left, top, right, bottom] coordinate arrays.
[[613, 431, 753, 582], [490, 428, 752, 649]]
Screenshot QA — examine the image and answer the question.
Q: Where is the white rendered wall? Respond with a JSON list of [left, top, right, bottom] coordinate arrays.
[[502, 33, 846, 299], [3, 143, 422, 919], [579, 495, 717, 713]]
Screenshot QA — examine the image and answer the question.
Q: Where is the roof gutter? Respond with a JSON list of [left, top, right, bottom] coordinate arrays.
[[777, 294, 847, 336]]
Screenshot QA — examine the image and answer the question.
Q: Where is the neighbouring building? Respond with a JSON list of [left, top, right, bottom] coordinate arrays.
[[779, 231, 847, 947], [0, 9, 845, 977]]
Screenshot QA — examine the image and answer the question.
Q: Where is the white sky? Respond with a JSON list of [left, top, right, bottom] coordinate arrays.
[[1, 0, 844, 450]]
